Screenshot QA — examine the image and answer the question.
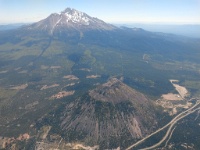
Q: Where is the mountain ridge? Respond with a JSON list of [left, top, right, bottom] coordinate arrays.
[[0, 7, 200, 149], [26, 8, 116, 34], [59, 78, 158, 148]]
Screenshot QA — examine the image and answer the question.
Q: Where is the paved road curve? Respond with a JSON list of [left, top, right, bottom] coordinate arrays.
[[126, 100, 200, 150]]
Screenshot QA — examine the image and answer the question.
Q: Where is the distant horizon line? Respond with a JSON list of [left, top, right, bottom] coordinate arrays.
[[111, 21, 200, 25], [1, 21, 200, 26]]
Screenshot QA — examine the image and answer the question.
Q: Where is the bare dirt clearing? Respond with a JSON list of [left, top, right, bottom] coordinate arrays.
[[51, 91, 75, 99], [162, 93, 182, 101], [63, 75, 79, 80], [10, 84, 28, 90], [40, 84, 59, 90], [71, 143, 99, 150], [157, 80, 191, 115], [80, 68, 91, 72], [170, 80, 188, 98], [161, 80, 189, 101], [86, 75, 101, 79]]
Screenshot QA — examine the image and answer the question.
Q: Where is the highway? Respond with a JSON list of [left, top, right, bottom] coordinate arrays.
[[126, 100, 200, 150]]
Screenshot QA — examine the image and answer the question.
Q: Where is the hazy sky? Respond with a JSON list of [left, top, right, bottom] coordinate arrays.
[[0, 0, 200, 24]]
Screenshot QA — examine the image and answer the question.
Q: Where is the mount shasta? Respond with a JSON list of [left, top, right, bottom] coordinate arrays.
[[0, 8, 200, 150]]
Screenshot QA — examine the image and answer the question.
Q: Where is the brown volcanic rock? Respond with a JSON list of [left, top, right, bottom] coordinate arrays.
[[60, 78, 157, 148], [89, 78, 149, 104]]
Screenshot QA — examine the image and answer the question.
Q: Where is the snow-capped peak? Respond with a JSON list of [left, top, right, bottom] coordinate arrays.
[[61, 8, 90, 25], [27, 8, 116, 34]]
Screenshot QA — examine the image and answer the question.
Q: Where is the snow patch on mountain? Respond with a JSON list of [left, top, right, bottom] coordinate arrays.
[[26, 7, 116, 34], [62, 8, 90, 25], [51, 18, 62, 34]]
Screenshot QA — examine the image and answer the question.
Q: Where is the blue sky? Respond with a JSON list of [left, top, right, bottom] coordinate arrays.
[[0, 0, 199, 24]]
